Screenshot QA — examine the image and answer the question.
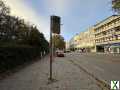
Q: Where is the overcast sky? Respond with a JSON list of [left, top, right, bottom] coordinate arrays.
[[3, 0, 113, 41]]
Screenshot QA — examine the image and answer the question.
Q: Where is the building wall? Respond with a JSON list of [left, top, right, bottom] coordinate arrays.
[[69, 15, 120, 53], [94, 15, 120, 53], [66, 42, 70, 50], [69, 37, 75, 51], [69, 27, 95, 52]]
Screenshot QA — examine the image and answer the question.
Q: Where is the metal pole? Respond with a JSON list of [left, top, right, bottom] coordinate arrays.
[[49, 17, 53, 80], [49, 15, 61, 80]]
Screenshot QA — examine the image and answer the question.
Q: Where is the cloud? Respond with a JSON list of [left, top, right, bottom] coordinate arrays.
[[3, 0, 102, 41], [44, 0, 72, 15], [2, 0, 75, 40], [3, 0, 50, 40]]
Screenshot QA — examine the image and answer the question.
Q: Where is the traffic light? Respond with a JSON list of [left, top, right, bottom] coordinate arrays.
[[51, 16, 61, 34]]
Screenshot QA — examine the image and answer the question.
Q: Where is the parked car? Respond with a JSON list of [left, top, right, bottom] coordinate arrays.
[[56, 50, 65, 57]]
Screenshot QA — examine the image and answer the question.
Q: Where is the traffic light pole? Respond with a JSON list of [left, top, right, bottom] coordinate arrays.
[[49, 16, 61, 81], [49, 17, 53, 80]]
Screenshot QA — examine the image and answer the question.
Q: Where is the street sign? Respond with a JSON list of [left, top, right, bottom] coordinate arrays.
[[51, 16, 61, 34]]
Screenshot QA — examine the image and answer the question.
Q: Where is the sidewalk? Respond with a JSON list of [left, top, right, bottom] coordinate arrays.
[[0, 56, 101, 90]]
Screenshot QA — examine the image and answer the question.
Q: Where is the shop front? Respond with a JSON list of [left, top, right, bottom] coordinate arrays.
[[104, 43, 120, 54]]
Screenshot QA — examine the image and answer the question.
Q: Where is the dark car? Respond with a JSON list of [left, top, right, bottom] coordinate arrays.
[[65, 50, 71, 53]]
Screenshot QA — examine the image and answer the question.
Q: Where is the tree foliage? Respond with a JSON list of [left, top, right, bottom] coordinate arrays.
[[112, 0, 120, 13], [0, 0, 49, 73], [52, 34, 65, 50], [0, 0, 10, 15], [0, 0, 49, 52]]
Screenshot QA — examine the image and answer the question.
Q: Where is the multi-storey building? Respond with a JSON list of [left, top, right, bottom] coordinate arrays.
[[69, 27, 95, 52], [94, 15, 120, 53], [69, 37, 75, 51], [69, 15, 120, 53], [65, 41, 70, 50]]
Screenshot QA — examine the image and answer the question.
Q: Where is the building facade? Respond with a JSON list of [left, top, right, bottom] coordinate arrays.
[[69, 37, 75, 51], [65, 41, 70, 50], [69, 15, 120, 53], [69, 27, 95, 52], [94, 15, 120, 53]]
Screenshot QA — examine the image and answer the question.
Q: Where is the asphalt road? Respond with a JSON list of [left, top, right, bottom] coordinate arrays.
[[67, 52, 120, 86]]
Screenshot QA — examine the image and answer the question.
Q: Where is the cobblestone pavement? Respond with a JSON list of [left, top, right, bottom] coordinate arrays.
[[0, 55, 102, 90]]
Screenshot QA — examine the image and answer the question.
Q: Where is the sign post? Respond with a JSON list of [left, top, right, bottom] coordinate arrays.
[[49, 16, 61, 80]]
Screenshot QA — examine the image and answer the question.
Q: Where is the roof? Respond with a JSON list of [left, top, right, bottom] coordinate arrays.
[[94, 15, 120, 28]]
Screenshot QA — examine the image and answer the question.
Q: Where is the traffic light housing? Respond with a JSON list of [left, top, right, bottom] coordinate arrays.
[[51, 16, 61, 34]]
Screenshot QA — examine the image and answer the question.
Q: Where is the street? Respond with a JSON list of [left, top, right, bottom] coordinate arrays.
[[0, 53, 120, 90], [68, 52, 120, 84]]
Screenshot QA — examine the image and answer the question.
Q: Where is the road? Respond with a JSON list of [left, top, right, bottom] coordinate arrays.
[[0, 52, 119, 90], [67, 52, 120, 86]]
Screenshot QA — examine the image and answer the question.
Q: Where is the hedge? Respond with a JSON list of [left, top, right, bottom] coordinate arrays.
[[0, 46, 46, 73]]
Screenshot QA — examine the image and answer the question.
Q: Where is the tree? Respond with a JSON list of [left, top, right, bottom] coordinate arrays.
[[52, 34, 65, 50], [27, 26, 41, 46], [0, 0, 10, 41], [112, 0, 120, 13], [0, 0, 49, 53], [0, 0, 10, 15]]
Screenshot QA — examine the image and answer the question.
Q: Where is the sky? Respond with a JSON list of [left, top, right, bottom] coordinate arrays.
[[3, 0, 113, 41]]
